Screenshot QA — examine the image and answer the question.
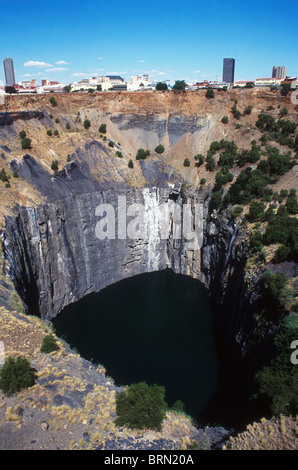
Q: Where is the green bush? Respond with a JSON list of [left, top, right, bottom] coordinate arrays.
[[248, 200, 266, 222], [0, 356, 36, 396], [265, 146, 293, 176], [263, 208, 298, 262], [99, 124, 107, 134], [21, 138, 32, 149], [243, 105, 253, 115], [55, 118, 59, 124], [232, 205, 244, 219], [155, 144, 165, 154], [19, 130, 26, 139], [280, 83, 291, 96], [84, 119, 91, 129], [136, 148, 150, 160], [156, 82, 168, 91], [115, 382, 167, 431], [279, 106, 288, 117], [67, 154, 72, 162], [206, 154, 216, 171], [206, 87, 214, 99], [214, 166, 233, 190], [172, 400, 186, 413], [210, 190, 222, 211], [223, 167, 271, 207], [108, 141, 114, 147], [236, 141, 261, 167], [50, 96, 57, 107], [277, 119, 296, 136], [116, 151, 123, 158], [273, 245, 291, 263], [286, 189, 298, 214], [250, 230, 263, 253], [51, 160, 59, 171], [46, 130, 52, 136], [256, 113, 276, 132], [128, 159, 134, 168], [231, 103, 241, 119], [221, 115, 229, 124], [254, 317, 298, 416], [54, 129, 59, 136], [66, 123, 71, 130], [183, 158, 190, 167], [194, 154, 204, 166], [0, 168, 9, 183], [172, 80, 186, 91], [40, 334, 59, 354]]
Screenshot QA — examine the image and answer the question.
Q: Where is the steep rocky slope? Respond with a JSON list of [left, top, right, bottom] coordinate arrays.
[[0, 88, 296, 226], [0, 89, 297, 450]]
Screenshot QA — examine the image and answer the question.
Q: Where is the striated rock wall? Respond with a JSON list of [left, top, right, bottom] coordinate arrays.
[[3, 185, 262, 362], [3, 187, 208, 320], [0, 110, 45, 126], [2, 185, 272, 421]]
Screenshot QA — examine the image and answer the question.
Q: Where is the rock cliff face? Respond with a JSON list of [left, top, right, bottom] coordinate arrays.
[[3, 185, 262, 361], [3, 183, 269, 423], [3, 187, 205, 319], [0, 110, 45, 126]]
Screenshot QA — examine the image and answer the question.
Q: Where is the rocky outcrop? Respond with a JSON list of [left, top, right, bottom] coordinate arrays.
[[0, 110, 45, 126], [109, 112, 209, 147]]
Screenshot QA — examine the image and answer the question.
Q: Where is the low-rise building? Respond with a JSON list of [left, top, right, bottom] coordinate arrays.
[[234, 80, 255, 88], [70, 75, 125, 92], [70, 81, 112, 92], [17, 79, 37, 93], [105, 75, 125, 85], [192, 80, 210, 89], [127, 74, 153, 91], [255, 77, 282, 87]]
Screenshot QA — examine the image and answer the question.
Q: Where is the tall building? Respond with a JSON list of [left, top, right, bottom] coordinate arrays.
[[3, 58, 16, 87], [222, 58, 235, 84], [272, 66, 287, 80]]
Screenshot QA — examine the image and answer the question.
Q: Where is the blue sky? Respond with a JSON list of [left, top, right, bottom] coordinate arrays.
[[1, 0, 297, 85]]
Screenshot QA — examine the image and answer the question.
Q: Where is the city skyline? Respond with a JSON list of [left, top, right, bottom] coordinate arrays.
[[0, 0, 297, 86]]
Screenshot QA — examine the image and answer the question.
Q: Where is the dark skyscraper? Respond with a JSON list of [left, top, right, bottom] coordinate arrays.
[[222, 58, 235, 84], [3, 58, 16, 87]]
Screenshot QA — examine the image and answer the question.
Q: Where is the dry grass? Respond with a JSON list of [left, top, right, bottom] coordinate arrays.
[[223, 415, 298, 450]]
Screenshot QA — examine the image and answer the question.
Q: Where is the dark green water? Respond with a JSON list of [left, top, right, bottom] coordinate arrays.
[[53, 269, 220, 420]]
